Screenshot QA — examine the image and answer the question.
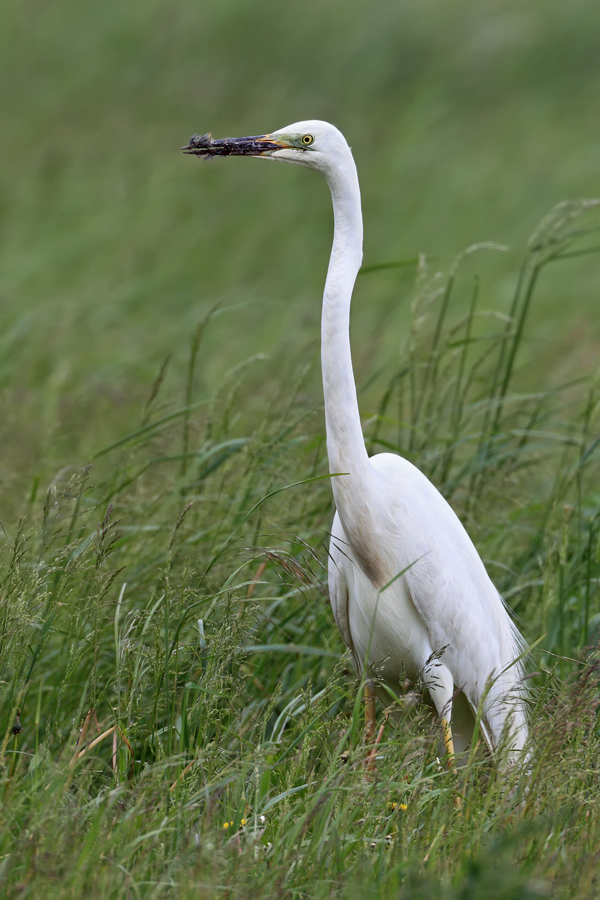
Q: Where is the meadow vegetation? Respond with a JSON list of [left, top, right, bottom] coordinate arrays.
[[1, 0, 600, 896]]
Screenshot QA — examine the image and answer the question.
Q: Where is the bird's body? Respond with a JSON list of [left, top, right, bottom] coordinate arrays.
[[329, 452, 527, 757], [184, 119, 528, 764]]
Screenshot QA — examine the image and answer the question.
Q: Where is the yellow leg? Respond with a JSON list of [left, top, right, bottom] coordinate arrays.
[[441, 716, 462, 808], [364, 682, 377, 774], [441, 716, 455, 762], [364, 682, 377, 743]]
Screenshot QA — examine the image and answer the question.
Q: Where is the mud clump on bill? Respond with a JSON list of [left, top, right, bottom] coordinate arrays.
[[181, 133, 281, 159]]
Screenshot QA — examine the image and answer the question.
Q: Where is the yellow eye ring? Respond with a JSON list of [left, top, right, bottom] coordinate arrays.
[[301, 134, 314, 146]]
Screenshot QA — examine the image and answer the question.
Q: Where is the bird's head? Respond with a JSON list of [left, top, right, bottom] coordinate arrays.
[[182, 120, 353, 179]]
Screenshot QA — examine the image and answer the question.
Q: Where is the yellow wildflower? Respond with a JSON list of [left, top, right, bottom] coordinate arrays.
[[223, 819, 246, 830]]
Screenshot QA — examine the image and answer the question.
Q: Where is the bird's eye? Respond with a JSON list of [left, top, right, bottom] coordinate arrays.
[[301, 134, 314, 146]]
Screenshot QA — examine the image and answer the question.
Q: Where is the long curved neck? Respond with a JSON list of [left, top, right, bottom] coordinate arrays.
[[321, 156, 370, 498]]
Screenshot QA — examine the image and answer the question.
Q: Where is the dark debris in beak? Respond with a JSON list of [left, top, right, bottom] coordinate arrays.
[[181, 133, 283, 159]]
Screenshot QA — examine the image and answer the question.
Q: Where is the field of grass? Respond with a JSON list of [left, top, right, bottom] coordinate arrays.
[[2, 0, 600, 896]]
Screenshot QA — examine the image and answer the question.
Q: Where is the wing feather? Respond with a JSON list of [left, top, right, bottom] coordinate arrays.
[[328, 517, 357, 665]]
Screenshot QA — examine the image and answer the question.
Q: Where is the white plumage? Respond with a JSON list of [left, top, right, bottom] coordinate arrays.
[[185, 119, 529, 764], [329, 453, 527, 758]]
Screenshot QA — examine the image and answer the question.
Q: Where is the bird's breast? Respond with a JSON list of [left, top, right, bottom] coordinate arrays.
[[336, 528, 431, 684]]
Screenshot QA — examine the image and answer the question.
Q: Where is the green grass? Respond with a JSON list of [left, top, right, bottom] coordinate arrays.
[[2, 0, 600, 895], [1, 200, 600, 897]]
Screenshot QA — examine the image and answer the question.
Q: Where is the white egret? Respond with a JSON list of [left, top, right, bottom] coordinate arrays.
[[183, 121, 528, 765]]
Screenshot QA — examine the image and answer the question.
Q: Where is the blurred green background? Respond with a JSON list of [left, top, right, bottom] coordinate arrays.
[[2, 0, 600, 515]]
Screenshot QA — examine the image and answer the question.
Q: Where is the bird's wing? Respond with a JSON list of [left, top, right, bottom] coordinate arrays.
[[370, 453, 512, 694], [406, 540, 503, 691], [328, 519, 357, 663]]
